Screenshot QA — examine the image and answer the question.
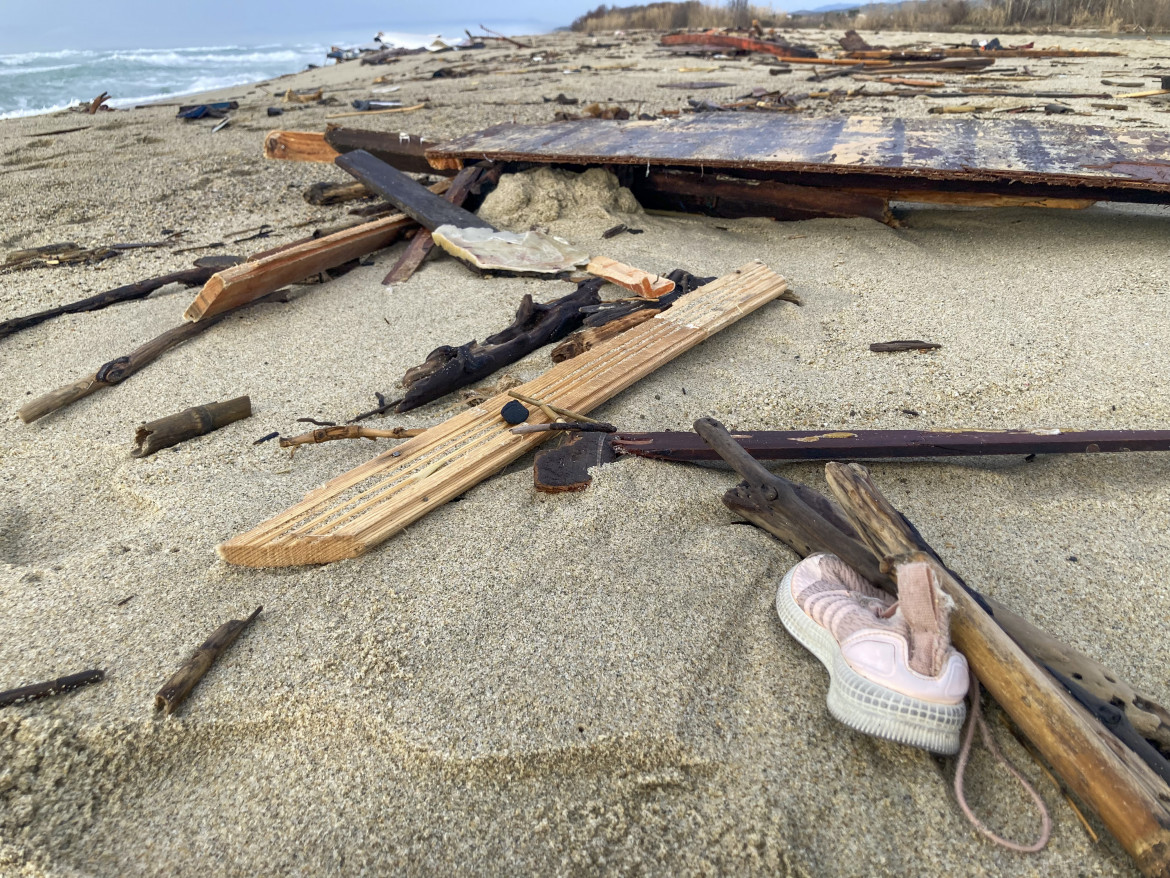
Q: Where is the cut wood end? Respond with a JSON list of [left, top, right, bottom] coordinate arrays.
[[216, 533, 367, 567], [182, 275, 226, 322]]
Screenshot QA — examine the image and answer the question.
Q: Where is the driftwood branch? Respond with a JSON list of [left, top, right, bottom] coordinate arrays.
[[0, 258, 240, 341], [18, 291, 285, 424], [393, 280, 602, 413], [155, 606, 262, 715], [0, 669, 104, 708], [278, 424, 424, 447], [133, 396, 252, 457]]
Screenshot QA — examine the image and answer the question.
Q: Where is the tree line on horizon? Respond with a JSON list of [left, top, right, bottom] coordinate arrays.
[[569, 0, 1169, 34]]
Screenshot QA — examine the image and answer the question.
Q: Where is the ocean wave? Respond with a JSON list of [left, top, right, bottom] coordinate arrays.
[[0, 100, 81, 121], [0, 63, 81, 78]]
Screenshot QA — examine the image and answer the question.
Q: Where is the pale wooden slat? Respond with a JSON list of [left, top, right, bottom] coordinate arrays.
[[219, 261, 788, 567]]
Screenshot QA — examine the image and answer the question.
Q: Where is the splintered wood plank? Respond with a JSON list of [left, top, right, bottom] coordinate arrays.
[[263, 130, 340, 162], [586, 256, 675, 298], [184, 213, 412, 321], [219, 260, 789, 567], [426, 116, 1170, 203]]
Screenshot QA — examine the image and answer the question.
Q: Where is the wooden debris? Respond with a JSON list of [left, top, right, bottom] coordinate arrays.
[[303, 181, 373, 205], [86, 92, 111, 114], [323, 128, 447, 176], [263, 130, 340, 163], [534, 431, 618, 493], [0, 669, 104, 708], [183, 212, 413, 321], [0, 257, 240, 341], [692, 417, 1170, 877], [551, 310, 656, 363], [613, 427, 1170, 461], [3, 242, 117, 272], [284, 88, 322, 103], [586, 256, 675, 299], [19, 291, 285, 424], [870, 339, 941, 352], [395, 280, 602, 413], [133, 396, 252, 457], [218, 261, 790, 567], [335, 150, 493, 232], [279, 425, 425, 448], [512, 421, 616, 434], [155, 606, 262, 715]]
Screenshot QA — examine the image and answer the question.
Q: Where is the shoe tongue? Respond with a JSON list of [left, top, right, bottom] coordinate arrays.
[[897, 562, 949, 677]]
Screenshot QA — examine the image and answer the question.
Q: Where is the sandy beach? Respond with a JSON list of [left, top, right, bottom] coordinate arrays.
[[1, 27, 1169, 876]]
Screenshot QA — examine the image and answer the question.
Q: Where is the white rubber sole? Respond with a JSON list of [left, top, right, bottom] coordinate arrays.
[[776, 566, 966, 755]]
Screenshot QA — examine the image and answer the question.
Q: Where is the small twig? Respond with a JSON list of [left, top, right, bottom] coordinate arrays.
[[155, 606, 262, 715], [507, 390, 603, 424], [351, 392, 404, 422], [295, 417, 337, 427], [1, 669, 105, 708], [279, 424, 425, 448], [511, 421, 616, 434]]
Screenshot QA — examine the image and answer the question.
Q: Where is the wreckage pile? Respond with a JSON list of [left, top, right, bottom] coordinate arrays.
[[2, 25, 1170, 878]]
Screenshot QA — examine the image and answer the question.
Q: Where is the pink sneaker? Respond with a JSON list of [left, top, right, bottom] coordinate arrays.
[[776, 553, 969, 754]]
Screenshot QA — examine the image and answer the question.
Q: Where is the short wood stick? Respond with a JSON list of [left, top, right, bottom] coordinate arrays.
[[155, 606, 262, 715]]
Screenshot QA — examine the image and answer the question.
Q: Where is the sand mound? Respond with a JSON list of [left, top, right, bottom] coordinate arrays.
[[478, 167, 642, 229]]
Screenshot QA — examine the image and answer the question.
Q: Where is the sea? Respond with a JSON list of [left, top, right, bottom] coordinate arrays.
[[0, 25, 547, 120]]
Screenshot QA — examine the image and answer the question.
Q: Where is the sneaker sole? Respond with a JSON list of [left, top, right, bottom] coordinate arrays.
[[776, 565, 966, 755]]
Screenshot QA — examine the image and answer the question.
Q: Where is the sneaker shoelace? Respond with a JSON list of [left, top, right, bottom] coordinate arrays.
[[954, 669, 1053, 852]]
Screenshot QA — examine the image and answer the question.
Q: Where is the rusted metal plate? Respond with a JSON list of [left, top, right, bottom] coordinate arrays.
[[427, 116, 1170, 202]]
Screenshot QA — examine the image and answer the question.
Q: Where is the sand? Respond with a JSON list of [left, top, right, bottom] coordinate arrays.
[[1, 27, 1168, 877]]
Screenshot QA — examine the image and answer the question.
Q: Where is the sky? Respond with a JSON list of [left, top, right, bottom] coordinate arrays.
[[1, 1, 609, 53]]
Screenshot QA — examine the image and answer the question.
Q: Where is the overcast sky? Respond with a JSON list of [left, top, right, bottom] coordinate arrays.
[[2, 1, 609, 53]]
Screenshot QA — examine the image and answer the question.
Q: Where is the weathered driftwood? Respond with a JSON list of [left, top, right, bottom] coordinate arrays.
[[383, 163, 497, 285], [534, 431, 618, 493], [0, 257, 241, 342], [278, 424, 425, 448], [155, 606, 262, 715], [132, 396, 252, 457], [613, 427, 1170, 461], [2, 242, 118, 272], [18, 291, 285, 424], [692, 417, 1170, 877], [586, 256, 675, 299], [870, 339, 942, 352], [183, 212, 413, 321], [303, 180, 373, 205], [394, 279, 603, 413], [0, 669, 104, 708], [218, 262, 790, 567], [552, 310, 656, 362], [336, 150, 495, 233]]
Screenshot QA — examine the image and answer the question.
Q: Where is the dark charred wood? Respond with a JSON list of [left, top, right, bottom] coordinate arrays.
[[534, 431, 618, 493], [870, 340, 942, 352], [0, 257, 243, 341], [132, 396, 252, 457], [0, 669, 104, 708], [395, 279, 602, 413]]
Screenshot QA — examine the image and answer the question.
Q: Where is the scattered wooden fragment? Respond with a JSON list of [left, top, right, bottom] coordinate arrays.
[[218, 261, 790, 567], [155, 606, 262, 715], [284, 88, 322, 103], [1118, 88, 1170, 99], [132, 396, 252, 457], [2, 242, 118, 272], [322, 128, 447, 176], [551, 310, 656, 362], [26, 125, 90, 137], [303, 181, 373, 205], [613, 427, 1170, 462], [0, 669, 104, 708], [184, 212, 413, 321], [513, 421, 616, 434], [870, 339, 941, 352], [0, 257, 241, 342], [86, 92, 111, 114], [335, 150, 493, 232], [395, 279, 602, 413], [691, 418, 1170, 877], [534, 431, 619, 493], [279, 425, 425, 448], [586, 256, 675, 299], [263, 130, 341, 163], [19, 291, 286, 424], [325, 103, 426, 120]]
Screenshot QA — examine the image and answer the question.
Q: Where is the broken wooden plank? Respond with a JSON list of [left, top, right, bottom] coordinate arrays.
[[323, 128, 450, 176], [534, 431, 618, 492], [0, 669, 104, 708], [586, 256, 675, 298], [336, 150, 494, 231], [303, 180, 373, 205], [660, 33, 827, 62], [218, 260, 790, 567], [614, 427, 1170, 461], [155, 606, 262, 715], [132, 396, 252, 457], [551, 310, 656, 362], [427, 116, 1170, 204], [263, 130, 340, 162], [0, 257, 241, 341], [183, 212, 412, 321]]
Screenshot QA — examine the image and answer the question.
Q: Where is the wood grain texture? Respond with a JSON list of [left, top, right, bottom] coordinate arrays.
[[219, 261, 790, 567], [263, 130, 340, 163]]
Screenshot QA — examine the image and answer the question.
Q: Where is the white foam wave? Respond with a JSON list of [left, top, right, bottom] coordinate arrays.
[[0, 63, 80, 78], [0, 100, 81, 121]]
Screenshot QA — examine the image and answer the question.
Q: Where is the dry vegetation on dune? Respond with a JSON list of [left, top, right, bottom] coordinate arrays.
[[570, 0, 1170, 34]]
